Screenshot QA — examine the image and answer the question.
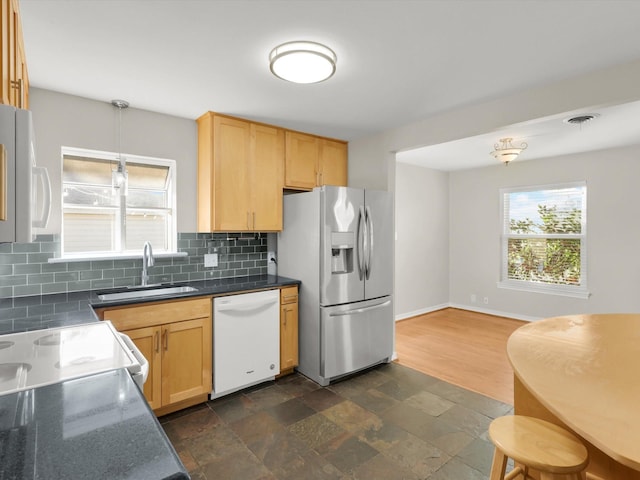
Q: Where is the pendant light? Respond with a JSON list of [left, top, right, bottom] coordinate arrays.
[[111, 99, 129, 194]]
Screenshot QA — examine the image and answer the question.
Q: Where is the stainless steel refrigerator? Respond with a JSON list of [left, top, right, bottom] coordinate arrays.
[[278, 186, 393, 386]]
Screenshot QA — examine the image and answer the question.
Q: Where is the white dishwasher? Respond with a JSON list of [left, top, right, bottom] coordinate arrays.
[[212, 289, 280, 398]]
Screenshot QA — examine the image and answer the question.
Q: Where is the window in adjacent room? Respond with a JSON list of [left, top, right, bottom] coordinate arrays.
[[499, 182, 588, 298], [61, 147, 177, 258]]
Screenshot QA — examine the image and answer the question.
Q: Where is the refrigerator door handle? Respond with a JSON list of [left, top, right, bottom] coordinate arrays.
[[357, 206, 365, 280], [328, 300, 391, 317], [365, 205, 373, 280], [32, 166, 51, 229]]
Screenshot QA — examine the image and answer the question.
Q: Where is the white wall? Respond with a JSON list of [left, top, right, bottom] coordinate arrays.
[[30, 88, 198, 234], [394, 163, 449, 319], [349, 58, 640, 191], [348, 59, 640, 320], [449, 145, 640, 319]]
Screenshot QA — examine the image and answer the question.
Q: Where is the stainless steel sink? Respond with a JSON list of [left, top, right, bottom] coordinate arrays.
[[97, 285, 198, 301]]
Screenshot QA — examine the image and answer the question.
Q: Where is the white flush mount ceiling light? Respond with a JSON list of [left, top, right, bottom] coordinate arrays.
[[269, 41, 337, 84], [490, 137, 528, 165]]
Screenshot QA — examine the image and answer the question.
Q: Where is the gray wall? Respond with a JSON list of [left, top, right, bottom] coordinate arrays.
[[348, 58, 640, 191], [30, 88, 198, 234], [394, 163, 449, 319], [348, 59, 640, 321], [449, 145, 640, 319]]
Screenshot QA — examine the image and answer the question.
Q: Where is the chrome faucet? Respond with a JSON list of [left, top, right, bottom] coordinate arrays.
[[141, 241, 155, 286]]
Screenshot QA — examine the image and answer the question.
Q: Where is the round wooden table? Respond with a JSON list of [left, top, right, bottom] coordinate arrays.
[[508, 313, 640, 479]]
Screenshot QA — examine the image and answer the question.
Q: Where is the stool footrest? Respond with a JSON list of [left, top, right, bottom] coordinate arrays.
[[504, 467, 523, 480]]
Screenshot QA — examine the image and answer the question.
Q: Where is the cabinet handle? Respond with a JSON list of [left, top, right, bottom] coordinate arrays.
[[154, 330, 160, 353], [283, 295, 297, 302], [162, 328, 168, 351], [252, 212, 256, 230], [10, 79, 22, 108], [283, 307, 289, 327], [247, 211, 251, 230]]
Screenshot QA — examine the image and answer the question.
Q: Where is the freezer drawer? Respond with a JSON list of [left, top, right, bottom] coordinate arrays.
[[321, 296, 393, 380]]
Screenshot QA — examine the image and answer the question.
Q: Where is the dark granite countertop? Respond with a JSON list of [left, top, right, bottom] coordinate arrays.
[[89, 274, 300, 309], [0, 369, 189, 480], [0, 274, 301, 479], [0, 274, 300, 334]]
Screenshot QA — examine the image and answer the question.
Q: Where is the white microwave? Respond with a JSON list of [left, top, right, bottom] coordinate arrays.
[[0, 104, 50, 243]]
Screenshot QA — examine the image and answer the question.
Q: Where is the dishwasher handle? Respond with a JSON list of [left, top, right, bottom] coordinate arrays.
[[215, 298, 278, 313]]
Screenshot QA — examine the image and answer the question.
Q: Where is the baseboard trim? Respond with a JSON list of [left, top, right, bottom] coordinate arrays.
[[396, 302, 542, 322], [395, 303, 449, 322]]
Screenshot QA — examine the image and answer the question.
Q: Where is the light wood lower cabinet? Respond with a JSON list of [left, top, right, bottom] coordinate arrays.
[[279, 286, 299, 375], [96, 297, 212, 416], [124, 325, 162, 410]]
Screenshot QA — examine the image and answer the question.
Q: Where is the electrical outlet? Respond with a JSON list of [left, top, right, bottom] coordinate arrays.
[[483, 296, 489, 305], [204, 253, 218, 268]]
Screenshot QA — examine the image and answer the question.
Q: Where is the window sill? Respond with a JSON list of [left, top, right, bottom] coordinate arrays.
[[497, 280, 590, 299], [49, 252, 188, 264]]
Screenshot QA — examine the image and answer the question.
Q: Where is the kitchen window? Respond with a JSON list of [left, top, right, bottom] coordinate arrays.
[[498, 182, 588, 298], [61, 147, 177, 258]]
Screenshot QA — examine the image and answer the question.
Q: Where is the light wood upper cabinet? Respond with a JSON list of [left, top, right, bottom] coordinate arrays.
[[252, 123, 285, 230], [319, 138, 348, 187], [285, 131, 348, 190], [285, 131, 319, 190], [96, 297, 212, 416], [197, 112, 283, 232], [1, 0, 29, 109]]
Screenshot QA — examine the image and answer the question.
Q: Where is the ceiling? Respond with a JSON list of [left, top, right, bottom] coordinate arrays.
[[19, 1, 640, 170]]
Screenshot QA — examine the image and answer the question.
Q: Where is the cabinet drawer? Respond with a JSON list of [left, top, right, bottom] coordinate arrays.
[[102, 297, 211, 331], [280, 286, 298, 304]]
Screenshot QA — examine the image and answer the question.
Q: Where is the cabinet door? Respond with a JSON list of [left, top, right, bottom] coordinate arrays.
[[280, 302, 298, 371], [161, 317, 212, 406], [13, 16, 27, 109], [319, 139, 347, 187], [124, 326, 162, 410], [212, 115, 252, 230], [1, 0, 15, 106], [285, 131, 318, 190], [250, 123, 284, 231], [280, 286, 299, 372]]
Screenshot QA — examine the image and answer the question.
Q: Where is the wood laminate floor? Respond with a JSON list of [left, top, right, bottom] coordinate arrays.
[[395, 308, 526, 405]]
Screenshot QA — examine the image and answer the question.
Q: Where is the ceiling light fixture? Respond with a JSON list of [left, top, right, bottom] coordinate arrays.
[[269, 41, 337, 84], [111, 99, 129, 194], [490, 137, 528, 165]]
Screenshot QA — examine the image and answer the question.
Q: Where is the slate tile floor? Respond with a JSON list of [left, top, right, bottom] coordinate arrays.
[[160, 362, 514, 479]]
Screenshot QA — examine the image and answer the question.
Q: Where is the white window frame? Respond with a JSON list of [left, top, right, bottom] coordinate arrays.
[[59, 146, 179, 261], [497, 181, 589, 299]]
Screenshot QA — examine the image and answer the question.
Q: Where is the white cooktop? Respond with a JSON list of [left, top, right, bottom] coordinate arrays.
[[0, 322, 139, 396]]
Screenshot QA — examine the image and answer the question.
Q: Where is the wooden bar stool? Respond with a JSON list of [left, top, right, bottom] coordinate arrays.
[[488, 415, 589, 480]]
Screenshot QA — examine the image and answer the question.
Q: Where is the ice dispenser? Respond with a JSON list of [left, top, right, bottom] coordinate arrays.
[[331, 232, 354, 274]]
